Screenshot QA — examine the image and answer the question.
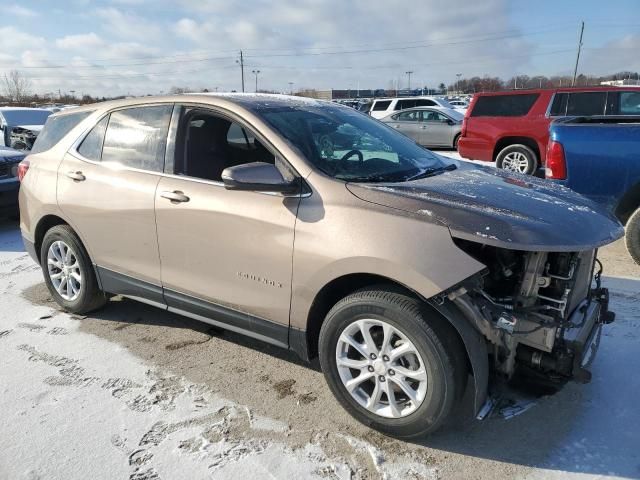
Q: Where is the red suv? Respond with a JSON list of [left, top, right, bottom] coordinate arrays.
[[457, 87, 639, 174]]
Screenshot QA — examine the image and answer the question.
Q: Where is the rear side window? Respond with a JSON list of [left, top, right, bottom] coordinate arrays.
[[372, 100, 391, 111], [566, 92, 606, 116], [101, 105, 173, 172], [606, 91, 640, 116], [549, 93, 568, 116], [30, 111, 92, 153], [470, 94, 539, 117], [415, 99, 436, 107], [78, 116, 109, 161]]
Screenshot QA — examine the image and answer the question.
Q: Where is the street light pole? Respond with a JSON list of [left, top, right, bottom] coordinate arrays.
[[252, 70, 260, 92], [455, 73, 462, 94], [288, 82, 294, 95], [405, 71, 414, 91]]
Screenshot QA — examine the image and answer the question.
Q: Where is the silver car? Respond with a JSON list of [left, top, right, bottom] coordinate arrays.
[[381, 106, 463, 149]]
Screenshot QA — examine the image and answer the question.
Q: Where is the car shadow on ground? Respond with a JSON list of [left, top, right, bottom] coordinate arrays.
[[0, 218, 24, 252], [19, 272, 640, 479]]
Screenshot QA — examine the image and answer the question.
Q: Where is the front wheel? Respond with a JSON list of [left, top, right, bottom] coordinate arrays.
[[496, 144, 538, 175], [318, 288, 466, 438], [625, 207, 640, 265], [41, 225, 107, 314]]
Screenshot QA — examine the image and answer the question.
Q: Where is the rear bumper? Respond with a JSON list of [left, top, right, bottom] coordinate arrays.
[[457, 136, 494, 162], [0, 178, 19, 217], [23, 235, 38, 263]]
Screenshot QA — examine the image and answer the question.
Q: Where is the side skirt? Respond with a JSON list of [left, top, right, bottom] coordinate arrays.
[[96, 266, 290, 350]]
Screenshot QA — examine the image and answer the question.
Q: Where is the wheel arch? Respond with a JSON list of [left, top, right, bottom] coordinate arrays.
[[614, 180, 640, 225], [493, 136, 541, 163], [34, 214, 70, 262], [299, 272, 489, 415]]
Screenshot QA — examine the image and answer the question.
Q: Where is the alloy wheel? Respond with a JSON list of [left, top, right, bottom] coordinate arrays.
[[47, 240, 82, 301], [335, 319, 428, 418], [501, 151, 530, 173]]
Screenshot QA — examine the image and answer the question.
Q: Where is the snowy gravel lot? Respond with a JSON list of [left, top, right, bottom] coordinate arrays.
[[1, 153, 639, 479]]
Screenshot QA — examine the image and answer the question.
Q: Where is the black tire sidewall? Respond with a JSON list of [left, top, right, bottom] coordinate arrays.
[[625, 208, 640, 265], [319, 293, 456, 438], [40, 226, 100, 313], [496, 144, 537, 175]]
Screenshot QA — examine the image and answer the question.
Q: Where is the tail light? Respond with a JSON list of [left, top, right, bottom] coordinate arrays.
[[461, 118, 467, 137], [17, 159, 30, 182], [545, 141, 567, 180]]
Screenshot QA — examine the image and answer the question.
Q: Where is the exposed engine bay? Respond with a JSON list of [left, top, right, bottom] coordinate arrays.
[[8, 127, 39, 150], [442, 239, 614, 389]]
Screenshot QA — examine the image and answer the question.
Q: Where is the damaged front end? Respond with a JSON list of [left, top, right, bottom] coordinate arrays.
[[435, 240, 614, 393], [9, 127, 39, 151]]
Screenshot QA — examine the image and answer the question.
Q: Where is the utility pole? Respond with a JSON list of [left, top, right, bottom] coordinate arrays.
[[456, 73, 462, 94], [288, 82, 294, 95], [236, 50, 245, 92], [405, 71, 413, 90], [252, 69, 260, 92], [572, 21, 584, 87]]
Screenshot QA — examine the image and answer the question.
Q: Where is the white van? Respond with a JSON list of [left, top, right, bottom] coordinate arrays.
[[369, 97, 453, 119]]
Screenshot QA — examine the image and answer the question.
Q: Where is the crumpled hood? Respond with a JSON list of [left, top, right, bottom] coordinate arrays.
[[12, 124, 43, 133], [346, 162, 624, 251]]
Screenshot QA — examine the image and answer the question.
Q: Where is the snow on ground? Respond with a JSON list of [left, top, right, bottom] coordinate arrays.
[[1, 211, 639, 480]]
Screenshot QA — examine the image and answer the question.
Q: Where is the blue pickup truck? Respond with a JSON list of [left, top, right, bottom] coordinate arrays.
[[546, 116, 640, 264]]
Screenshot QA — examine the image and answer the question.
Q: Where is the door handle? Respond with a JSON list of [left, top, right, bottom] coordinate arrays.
[[160, 190, 190, 203], [394, 125, 400, 128], [66, 171, 86, 181], [421, 126, 427, 129]]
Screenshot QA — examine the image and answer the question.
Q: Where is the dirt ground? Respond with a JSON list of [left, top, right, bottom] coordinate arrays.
[[1, 205, 639, 478]]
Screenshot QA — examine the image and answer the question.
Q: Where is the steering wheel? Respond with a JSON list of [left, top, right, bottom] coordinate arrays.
[[340, 149, 364, 163]]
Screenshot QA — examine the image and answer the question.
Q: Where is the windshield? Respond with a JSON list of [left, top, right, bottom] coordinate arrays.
[[444, 109, 465, 121], [1, 109, 52, 126], [258, 104, 451, 182]]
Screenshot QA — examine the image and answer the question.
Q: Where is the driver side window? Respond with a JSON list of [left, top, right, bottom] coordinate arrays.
[[421, 111, 448, 123], [174, 108, 275, 182]]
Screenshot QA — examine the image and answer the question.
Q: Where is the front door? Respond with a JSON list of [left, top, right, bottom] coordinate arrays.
[[389, 110, 424, 144], [57, 105, 174, 296], [154, 107, 300, 345]]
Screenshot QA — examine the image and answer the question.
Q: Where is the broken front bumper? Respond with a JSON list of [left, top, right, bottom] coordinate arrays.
[[564, 287, 614, 383]]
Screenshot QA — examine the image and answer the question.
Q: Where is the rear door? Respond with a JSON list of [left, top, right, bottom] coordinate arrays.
[[420, 110, 452, 146], [57, 104, 173, 298], [388, 110, 423, 143], [154, 105, 300, 344]]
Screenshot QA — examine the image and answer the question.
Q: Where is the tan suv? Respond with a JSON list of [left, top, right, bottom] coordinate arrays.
[[19, 94, 622, 438]]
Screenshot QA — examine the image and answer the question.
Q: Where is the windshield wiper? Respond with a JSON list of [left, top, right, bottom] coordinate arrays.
[[407, 163, 457, 181]]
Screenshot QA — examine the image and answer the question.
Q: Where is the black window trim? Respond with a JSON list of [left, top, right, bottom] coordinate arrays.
[[69, 102, 175, 176], [160, 102, 306, 194]]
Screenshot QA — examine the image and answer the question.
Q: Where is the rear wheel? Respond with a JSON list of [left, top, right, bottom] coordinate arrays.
[[453, 133, 461, 150], [41, 225, 106, 314], [625, 207, 640, 265], [496, 144, 537, 175], [318, 287, 466, 438]]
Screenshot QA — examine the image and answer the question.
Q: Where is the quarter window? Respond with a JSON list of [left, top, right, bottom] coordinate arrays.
[[372, 100, 391, 111], [566, 92, 606, 116], [470, 94, 539, 117], [101, 105, 173, 171], [77, 116, 108, 161]]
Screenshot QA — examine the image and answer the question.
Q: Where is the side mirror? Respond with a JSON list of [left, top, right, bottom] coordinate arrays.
[[222, 162, 299, 194], [446, 119, 455, 125]]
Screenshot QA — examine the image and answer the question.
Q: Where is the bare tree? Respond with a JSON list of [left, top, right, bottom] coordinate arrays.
[[2, 70, 32, 103]]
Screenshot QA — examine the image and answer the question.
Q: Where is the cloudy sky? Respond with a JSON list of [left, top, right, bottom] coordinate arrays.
[[1, 0, 638, 97]]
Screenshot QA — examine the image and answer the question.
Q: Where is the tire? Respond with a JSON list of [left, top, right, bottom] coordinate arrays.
[[496, 144, 538, 175], [318, 287, 466, 438], [625, 207, 640, 265], [40, 224, 107, 314], [453, 133, 461, 151]]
